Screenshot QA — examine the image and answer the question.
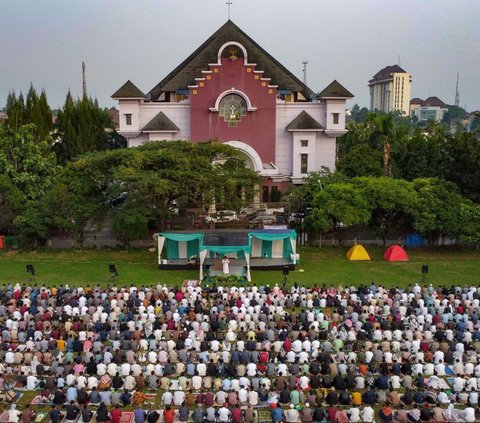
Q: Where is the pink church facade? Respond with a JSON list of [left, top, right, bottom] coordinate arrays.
[[113, 21, 353, 192]]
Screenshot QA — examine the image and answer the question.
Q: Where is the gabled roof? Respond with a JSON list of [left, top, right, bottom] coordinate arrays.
[[317, 80, 354, 99], [111, 80, 145, 99], [371, 64, 408, 80], [423, 96, 448, 108], [286, 110, 324, 131], [142, 112, 179, 132], [146, 20, 314, 101], [410, 98, 424, 105]]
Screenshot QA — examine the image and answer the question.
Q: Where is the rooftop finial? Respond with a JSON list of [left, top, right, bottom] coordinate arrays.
[[226, 1, 233, 20], [302, 60, 308, 85]]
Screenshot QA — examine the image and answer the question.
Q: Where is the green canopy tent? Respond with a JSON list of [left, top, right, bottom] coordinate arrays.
[[249, 230, 297, 259], [157, 232, 204, 263], [199, 244, 251, 281]]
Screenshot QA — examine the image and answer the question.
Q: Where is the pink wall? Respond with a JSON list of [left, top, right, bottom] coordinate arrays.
[[190, 59, 277, 163]]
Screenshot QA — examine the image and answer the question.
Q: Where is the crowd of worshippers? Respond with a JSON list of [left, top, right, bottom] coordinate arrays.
[[0, 281, 480, 423]]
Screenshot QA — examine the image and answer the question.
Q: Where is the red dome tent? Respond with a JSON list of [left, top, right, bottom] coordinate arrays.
[[383, 245, 409, 261]]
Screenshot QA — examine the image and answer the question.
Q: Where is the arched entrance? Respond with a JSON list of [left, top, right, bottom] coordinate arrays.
[[224, 141, 262, 206], [223, 140, 263, 173]]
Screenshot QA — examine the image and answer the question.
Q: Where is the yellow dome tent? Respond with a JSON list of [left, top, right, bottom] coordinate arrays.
[[346, 244, 371, 261]]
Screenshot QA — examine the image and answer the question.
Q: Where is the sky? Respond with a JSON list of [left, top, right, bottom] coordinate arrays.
[[1, 0, 479, 111]]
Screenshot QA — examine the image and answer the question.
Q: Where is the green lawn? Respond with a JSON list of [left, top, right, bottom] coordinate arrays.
[[0, 246, 478, 288]]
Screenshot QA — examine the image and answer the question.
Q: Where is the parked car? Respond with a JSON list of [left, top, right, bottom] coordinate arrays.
[[240, 203, 284, 217], [249, 215, 277, 225], [205, 210, 239, 223]]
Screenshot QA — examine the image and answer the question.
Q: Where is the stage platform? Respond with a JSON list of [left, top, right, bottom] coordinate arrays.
[[159, 257, 295, 271]]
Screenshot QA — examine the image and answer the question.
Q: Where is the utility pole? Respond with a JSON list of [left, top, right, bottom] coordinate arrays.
[[82, 61, 87, 99], [455, 72, 460, 107]]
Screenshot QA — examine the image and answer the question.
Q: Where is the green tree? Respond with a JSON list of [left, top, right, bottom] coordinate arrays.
[[392, 130, 442, 180], [0, 175, 23, 234], [14, 200, 50, 248], [350, 104, 370, 123], [28, 88, 53, 140], [458, 201, 480, 246], [285, 168, 348, 220], [111, 203, 149, 249], [411, 178, 465, 245], [337, 144, 383, 177], [353, 177, 417, 245], [438, 131, 480, 202], [55, 92, 114, 163], [305, 182, 371, 245], [443, 105, 467, 125], [5, 86, 53, 139], [5, 91, 25, 131], [470, 114, 480, 132], [44, 166, 107, 247], [106, 130, 128, 149], [0, 124, 58, 200], [366, 113, 396, 176], [54, 141, 260, 235], [336, 121, 373, 160]]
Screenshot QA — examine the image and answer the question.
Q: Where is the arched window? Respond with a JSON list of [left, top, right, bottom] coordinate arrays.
[[218, 94, 247, 127]]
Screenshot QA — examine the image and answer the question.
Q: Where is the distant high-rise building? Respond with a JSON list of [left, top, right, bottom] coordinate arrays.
[[368, 65, 411, 115], [410, 97, 448, 122]]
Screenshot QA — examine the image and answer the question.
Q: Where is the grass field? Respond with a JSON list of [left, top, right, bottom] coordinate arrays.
[[0, 246, 478, 288]]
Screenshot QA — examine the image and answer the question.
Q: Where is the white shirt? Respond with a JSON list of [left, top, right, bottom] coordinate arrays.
[[218, 407, 230, 422], [173, 390, 185, 406], [8, 408, 21, 423], [5, 352, 15, 364], [391, 375, 401, 389], [248, 390, 258, 406], [88, 376, 98, 389], [238, 388, 248, 403], [107, 363, 117, 377], [97, 363, 106, 376], [161, 391, 173, 405], [464, 407, 475, 422], [26, 375, 39, 390], [76, 375, 87, 389], [361, 406, 375, 422], [192, 375, 202, 390], [348, 407, 361, 422]]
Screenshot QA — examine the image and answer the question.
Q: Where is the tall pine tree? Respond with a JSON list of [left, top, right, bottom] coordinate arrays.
[[54, 92, 113, 163], [5, 85, 52, 139]]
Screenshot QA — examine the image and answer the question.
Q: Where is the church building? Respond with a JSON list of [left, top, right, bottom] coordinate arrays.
[[112, 20, 353, 193]]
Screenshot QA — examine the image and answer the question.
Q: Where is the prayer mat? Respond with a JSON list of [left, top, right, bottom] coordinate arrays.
[[0, 411, 9, 423], [145, 393, 157, 402], [425, 377, 450, 390], [34, 412, 49, 422], [336, 410, 350, 423], [445, 365, 455, 375], [443, 409, 465, 422], [119, 411, 134, 423]]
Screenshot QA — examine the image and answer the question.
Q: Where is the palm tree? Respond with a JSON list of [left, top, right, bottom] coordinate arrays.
[[367, 113, 396, 177]]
